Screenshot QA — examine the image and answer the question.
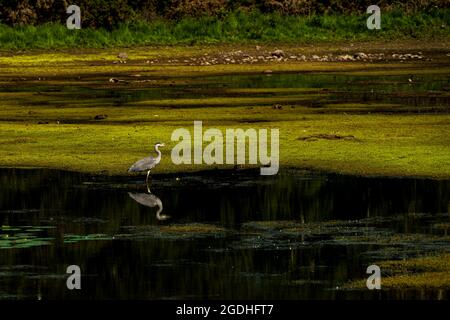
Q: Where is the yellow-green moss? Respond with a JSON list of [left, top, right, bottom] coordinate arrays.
[[0, 42, 449, 178], [346, 254, 450, 290], [0, 107, 449, 177], [159, 224, 226, 234], [2, 42, 450, 78]]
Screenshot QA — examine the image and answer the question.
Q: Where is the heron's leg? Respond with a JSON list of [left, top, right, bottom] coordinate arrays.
[[145, 170, 153, 193], [146, 170, 151, 184]]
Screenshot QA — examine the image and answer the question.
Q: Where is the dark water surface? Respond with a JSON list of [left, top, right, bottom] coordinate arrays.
[[0, 168, 449, 300], [1, 72, 449, 114]]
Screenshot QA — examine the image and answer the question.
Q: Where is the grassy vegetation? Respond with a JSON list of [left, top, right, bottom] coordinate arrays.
[[0, 44, 449, 178], [346, 254, 450, 289], [0, 10, 449, 49], [0, 112, 448, 178]]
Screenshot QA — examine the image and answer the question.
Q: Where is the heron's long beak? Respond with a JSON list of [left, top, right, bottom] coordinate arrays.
[[160, 143, 165, 147]]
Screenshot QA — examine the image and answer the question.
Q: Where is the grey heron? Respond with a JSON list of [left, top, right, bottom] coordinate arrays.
[[128, 191, 170, 221], [128, 142, 165, 184]]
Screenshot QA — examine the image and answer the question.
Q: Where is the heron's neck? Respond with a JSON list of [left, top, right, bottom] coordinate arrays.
[[154, 145, 162, 161], [156, 203, 163, 219]]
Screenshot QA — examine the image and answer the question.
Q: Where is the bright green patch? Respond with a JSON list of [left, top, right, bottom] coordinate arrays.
[[0, 225, 54, 249]]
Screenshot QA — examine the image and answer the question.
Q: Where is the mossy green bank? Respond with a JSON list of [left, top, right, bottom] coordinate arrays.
[[0, 41, 449, 178]]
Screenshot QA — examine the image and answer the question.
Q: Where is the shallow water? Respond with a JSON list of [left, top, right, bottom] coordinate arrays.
[[0, 66, 449, 300], [1, 72, 449, 114], [0, 168, 449, 300]]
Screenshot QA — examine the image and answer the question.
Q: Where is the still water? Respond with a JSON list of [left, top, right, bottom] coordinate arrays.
[[2, 72, 449, 113], [0, 168, 449, 300]]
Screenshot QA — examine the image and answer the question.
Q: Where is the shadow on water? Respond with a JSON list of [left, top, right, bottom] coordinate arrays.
[[0, 168, 449, 300]]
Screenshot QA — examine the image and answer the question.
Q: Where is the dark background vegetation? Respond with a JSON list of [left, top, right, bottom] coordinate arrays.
[[0, 1, 448, 48], [1, 0, 448, 28]]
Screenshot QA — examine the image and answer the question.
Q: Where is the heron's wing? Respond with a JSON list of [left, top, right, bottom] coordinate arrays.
[[128, 192, 159, 208], [128, 156, 156, 172]]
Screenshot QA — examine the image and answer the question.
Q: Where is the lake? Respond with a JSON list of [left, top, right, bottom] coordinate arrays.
[[0, 168, 448, 299]]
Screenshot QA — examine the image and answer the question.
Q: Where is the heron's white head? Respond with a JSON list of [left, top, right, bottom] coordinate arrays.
[[155, 142, 165, 148]]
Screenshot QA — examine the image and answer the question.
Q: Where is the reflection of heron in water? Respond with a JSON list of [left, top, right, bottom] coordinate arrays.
[[128, 191, 170, 221], [128, 142, 165, 185]]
